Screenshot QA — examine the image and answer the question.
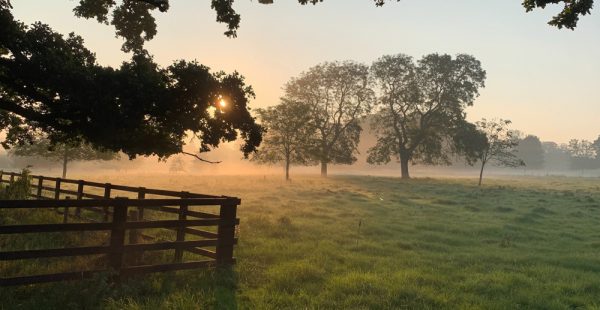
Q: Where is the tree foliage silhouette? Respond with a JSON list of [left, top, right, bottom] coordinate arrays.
[[0, 3, 263, 161]]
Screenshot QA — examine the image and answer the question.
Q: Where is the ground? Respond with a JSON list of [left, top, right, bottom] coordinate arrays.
[[1, 174, 600, 309]]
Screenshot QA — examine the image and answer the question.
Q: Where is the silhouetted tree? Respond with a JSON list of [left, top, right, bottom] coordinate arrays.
[[474, 119, 524, 186], [253, 100, 315, 180], [517, 135, 545, 170], [9, 138, 118, 178], [0, 4, 263, 161], [367, 53, 486, 179], [284, 61, 374, 177]]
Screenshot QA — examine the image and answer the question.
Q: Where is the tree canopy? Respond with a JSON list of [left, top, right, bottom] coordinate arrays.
[[517, 135, 545, 170], [58, 0, 596, 52], [0, 3, 263, 160], [367, 53, 486, 179], [253, 100, 315, 180], [283, 61, 374, 177]]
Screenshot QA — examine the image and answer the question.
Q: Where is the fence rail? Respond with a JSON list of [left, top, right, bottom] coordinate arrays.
[[0, 171, 239, 286]]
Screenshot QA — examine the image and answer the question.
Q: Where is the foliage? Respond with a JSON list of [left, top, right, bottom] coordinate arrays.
[[0, 168, 31, 199], [283, 61, 374, 176], [0, 6, 263, 160], [65, 0, 592, 52], [523, 0, 594, 29], [2, 175, 600, 308], [10, 138, 118, 162], [517, 135, 545, 170], [474, 118, 524, 185], [566, 139, 600, 171], [367, 53, 486, 179], [253, 100, 315, 180]]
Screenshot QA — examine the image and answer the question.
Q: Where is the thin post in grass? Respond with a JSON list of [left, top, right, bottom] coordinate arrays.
[[9, 172, 14, 183]]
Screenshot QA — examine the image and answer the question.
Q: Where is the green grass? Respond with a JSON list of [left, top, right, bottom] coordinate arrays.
[[2, 175, 600, 309]]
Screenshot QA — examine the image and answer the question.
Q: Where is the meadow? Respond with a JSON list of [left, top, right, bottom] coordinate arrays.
[[2, 174, 600, 309]]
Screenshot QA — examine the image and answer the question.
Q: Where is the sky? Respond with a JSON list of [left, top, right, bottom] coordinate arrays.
[[10, 0, 600, 144]]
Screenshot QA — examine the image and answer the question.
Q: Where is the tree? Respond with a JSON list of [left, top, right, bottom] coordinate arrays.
[[541, 141, 571, 171], [517, 135, 545, 170], [522, 0, 594, 30], [474, 119, 524, 186], [566, 139, 599, 172], [593, 135, 600, 159], [283, 61, 374, 177], [9, 138, 119, 178], [0, 5, 263, 161], [253, 100, 314, 181], [367, 53, 486, 179], [169, 157, 186, 173]]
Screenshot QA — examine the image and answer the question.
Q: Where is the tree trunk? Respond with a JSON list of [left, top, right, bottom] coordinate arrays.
[[400, 153, 410, 179], [285, 155, 290, 181], [478, 161, 485, 186], [62, 151, 68, 179], [320, 161, 328, 177]]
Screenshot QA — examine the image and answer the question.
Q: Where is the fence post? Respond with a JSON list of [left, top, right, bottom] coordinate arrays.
[[216, 199, 238, 265], [137, 187, 146, 221], [54, 178, 61, 200], [10, 172, 14, 183], [174, 194, 188, 262], [103, 183, 112, 222], [109, 197, 128, 280], [36, 176, 44, 199], [63, 196, 71, 223], [0, 170, 3, 182], [75, 180, 84, 218]]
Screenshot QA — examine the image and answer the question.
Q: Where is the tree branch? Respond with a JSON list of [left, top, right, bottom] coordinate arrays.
[[181, 151, 221, 164]]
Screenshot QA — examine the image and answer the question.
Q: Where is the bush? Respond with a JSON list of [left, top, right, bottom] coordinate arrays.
[[1, 168, 32, 200]]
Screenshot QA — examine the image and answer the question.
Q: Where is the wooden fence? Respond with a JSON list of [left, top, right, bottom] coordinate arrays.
[[0, 171, 239, 286]]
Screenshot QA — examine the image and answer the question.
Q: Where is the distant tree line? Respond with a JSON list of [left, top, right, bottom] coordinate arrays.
[[254, 54, 600, 183]]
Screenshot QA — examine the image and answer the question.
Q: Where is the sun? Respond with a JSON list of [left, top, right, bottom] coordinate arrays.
[[219, 98, 227, 108]]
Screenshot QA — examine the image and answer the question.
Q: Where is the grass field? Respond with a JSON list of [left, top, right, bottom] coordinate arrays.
[[2, 174, 600, 309]]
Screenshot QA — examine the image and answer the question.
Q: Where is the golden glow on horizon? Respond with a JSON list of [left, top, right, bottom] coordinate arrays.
[[219, 98, 227, 108]]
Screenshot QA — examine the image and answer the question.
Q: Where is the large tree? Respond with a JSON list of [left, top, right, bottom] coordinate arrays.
[[367, 53, 486, 179], [253, 100, 314, 180], [283, 61, 374, 177], [566, 139, 599, 172], [9, 138, 119, 178], [474, 119, 524, 186], [517, 135, 545, 170], [0, 4, 263, 161]]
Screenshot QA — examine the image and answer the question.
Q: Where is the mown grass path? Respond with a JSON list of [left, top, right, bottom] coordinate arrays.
[[2, 175, 600, 309]]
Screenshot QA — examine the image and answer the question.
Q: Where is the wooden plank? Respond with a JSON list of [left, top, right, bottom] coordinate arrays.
[[119, 260, 214, 277], [0, 246, 110, 260], [186, 247, 217, 259], [0, 270, 103, 286], [182, 228, 218, 239], [124, 219, 237, 229], [0, 222, 113, 234], [160, 206, 219, 218], [0, 198, 237, 209], [123, 240, 218, 252]]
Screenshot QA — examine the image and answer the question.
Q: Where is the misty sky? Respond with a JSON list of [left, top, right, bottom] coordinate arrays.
[[11, 0, 600, 144]]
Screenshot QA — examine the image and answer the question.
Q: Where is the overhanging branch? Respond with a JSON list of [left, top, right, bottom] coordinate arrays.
[[181, 151, 221, 164]]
